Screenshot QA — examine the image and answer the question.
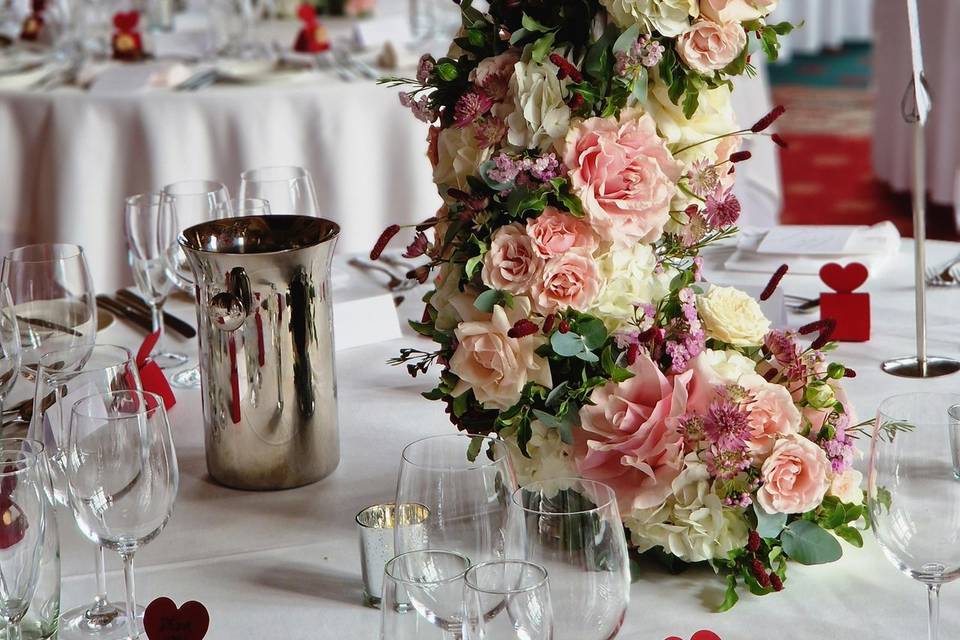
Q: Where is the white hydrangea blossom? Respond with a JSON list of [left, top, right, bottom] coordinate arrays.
[[505, 57, 571, 151], [590, 243, 673, 331], [600, 0, 699, 37]]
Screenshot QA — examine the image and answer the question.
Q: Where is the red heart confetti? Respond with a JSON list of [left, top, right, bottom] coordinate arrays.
[[819, 262, 868, 294], [665, 632, 722, 640], [143, 597, 209, 640]]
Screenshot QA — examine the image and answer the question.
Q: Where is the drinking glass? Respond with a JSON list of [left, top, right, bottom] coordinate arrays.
[[66, 390, 179, 640], [394, 434, 521, 564], [29, 344, 143, 640], [0, 283, 21, 418], [238, 166, 320, 216], [462, 560, 553, 640], [157, 180, 230, 389], [511, 478, 630, 640], [219, 197, 271, 218], [124, 193, 187, 369], [869, 393, 960, 640], [380, 550, 469, 640], [1, 244, 97, 381], [0, 443, 48, 640]]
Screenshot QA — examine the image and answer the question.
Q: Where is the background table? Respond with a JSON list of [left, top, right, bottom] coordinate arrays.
[[26, 240, 955, 639]]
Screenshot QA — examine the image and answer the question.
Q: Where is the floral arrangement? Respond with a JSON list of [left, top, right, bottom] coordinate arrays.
[[375, 0, 871, 608]]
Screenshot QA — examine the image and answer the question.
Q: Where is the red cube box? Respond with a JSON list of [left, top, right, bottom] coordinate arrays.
[[819, 292, 870, 342]]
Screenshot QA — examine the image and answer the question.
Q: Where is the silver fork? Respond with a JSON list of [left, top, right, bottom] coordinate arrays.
[[925, 254, 960, 287]]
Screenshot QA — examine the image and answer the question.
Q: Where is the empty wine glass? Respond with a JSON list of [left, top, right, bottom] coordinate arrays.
[[462, 560, 553, 640], [67, 390, 178, 640], [394, 434, 521, 564], [0, 444, 48, 640], [380, 549, 470, 640], [869, 393, 960, 640], [0, 283, 21, 419], [511, 478, 630, 640], [219, 197, 271, 218], [1, 244, 97, 381], [124, 193, 188, 369], [29, 344, 143, 640], [238, 166, 320, 216]]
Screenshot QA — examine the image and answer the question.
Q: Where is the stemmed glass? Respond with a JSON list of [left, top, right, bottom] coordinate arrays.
[[1, 244, 97, 381], [510, 478, 631, 640], [0, 283, 21, 419], [66, 390, 179, 640], [124, 193, 188, 369], [238, 166, 321, 216], [0, 442, 48, 640], [394, 434, 522, 564], [462, 560, 553, 640], [29, 344, 143, 640], [380, 549, 470, 640], [157, 179, 231, 389], [219, 197, 271, 218], [869, 393, 960, 640]]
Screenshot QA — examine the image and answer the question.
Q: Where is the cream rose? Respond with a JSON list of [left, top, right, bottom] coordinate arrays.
[[505, 57, 571, 150], [700, 0, 777, 22], [756, 435, 831, 515], [624, 454, 749, 562], [677, 20, 747, 74], [450, 299, 553, 410], [698, 286, 770, 346], [531, 250, 603, 314], [601, 0, 699, 36], [590, 243, 673, 330], [433, 124, 492, 194], [829, 468, 864, 505], [481, 223, 543, 295]]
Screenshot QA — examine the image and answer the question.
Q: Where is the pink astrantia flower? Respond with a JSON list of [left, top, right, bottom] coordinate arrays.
[[473, 49, 520, 101], [704, 187, 741, 228], [563, 109, 683, 245], [454, 88, 494, 128]]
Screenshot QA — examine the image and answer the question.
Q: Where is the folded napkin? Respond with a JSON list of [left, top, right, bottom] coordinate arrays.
[[136, 331, 176, 410], [89, 61, 193, 93], [724, 222, 901, 276]]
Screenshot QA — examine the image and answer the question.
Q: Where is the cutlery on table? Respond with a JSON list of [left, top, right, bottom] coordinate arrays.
[[784, 294, 820, 313], [348, 258, 419, 291], [95, 294, 154, 334], [925, 254, 960, 287], [115, 290, 196, 339]]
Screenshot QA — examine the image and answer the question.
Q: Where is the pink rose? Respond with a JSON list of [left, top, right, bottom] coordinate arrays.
[[564, 110, 682, 245], [756, 435, 830, 514], [481, 223, 543, 295], [576, 354, 692, 512], [700, 0, 777, 22], [450, 299, 552, 410], [676, 20, 747, 74], [745, 382, 801, 458], [531, 250, 602, 314], [525, 206, 598, 258], [473, 50, 520, 101]]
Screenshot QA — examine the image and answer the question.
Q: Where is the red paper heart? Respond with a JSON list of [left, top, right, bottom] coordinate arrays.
[[692, 631, 722, 640], [113, 10, 139, 32], [143, 597, 209, 640], [819, 262, 868, 293]]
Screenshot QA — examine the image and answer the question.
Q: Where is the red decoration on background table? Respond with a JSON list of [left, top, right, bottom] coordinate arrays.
[[294, 3, 331, 53], [137, 332, 177, 410], [819, 262, 870, 342], [143, 597, 209, 640], [20, 1, 46, 41], [112, 11, 144, 61]]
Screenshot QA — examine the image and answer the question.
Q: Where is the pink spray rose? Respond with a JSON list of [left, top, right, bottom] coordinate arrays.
[[525, 206, 598, 258], [530, 250, 603, 314], [756, 434, 830, 514], [576, 354, 693, 512], [677, 20, 747, 74], [564, 109, 683, 245], [744, 382, 801, 458], [481, 223, 543, 295]]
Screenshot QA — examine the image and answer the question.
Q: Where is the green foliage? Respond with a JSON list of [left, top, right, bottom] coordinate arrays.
[[780, 521, 843, 565], [717, 574, 740, 612], [474, 289, 514, 313], [753, 503, 787, 538]]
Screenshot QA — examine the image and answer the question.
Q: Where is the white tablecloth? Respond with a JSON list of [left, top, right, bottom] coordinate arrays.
[[768, 0, 873, 63], [25, 240, 955, 639], [872, 0, 960, 228]]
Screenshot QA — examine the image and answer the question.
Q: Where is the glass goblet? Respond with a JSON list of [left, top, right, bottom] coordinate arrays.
[[869, 393, 960, 640], [238, 166, 320, 216], [380, 549, 470, 640], [462, 560, 553, 640], [510, 478, 631, 640], [0, 283, 21, 420]]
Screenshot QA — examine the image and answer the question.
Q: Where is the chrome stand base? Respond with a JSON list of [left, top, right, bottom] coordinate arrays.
[[881, 356, 960, 378]]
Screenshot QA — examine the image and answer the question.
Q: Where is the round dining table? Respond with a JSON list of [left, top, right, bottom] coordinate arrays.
[[28, 238, 957, 639]]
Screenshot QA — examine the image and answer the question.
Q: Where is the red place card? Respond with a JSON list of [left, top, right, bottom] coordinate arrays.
[[819, 262, 870, 342]]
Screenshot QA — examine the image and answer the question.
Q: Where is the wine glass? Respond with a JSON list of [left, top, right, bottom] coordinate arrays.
[[510, 478, 630, 640], [869, 393, 960, 640], [157, 180, 230, 389], [1, 244, 97, 382], [219, 197, 271, 218], [380, 549, 470, 640], [124, 193, 188, 369], [394, 434, 521, 564], [66, 390, 179, 640], [238, 166, 321, 216], [0, 443, 47, 640], [29, 344, 143, 640], [462, 560, 553, 640], [0, 283, 21, 419]]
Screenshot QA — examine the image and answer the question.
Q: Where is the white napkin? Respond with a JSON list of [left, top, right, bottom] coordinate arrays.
[[353, 16, 414, 50], [151, 30, 215, 60], [0, 59, 59, 90], [724, 222, 901, 275], [89, 62, 193, 93]]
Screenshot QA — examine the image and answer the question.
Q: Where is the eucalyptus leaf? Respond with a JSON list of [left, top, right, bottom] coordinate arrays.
[[545, 381, 570, 409], [465, 254, 484, 279], [575, 349, 599, 363], [630, 66, 648, 105], [551, 331, 585, 357], [613, 23, 640, 54], [509, 27, 529, 45], [473, 289, 501, 313], [579, 317, 608, 350], [754, 503, 787, 539], [781, 521, 843, 565]]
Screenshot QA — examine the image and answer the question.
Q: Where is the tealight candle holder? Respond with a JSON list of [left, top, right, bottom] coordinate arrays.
[[355, 503, 429, 608]]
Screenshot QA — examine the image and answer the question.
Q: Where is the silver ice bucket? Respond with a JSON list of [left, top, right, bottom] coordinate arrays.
[[179, 215, 340, 490]]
